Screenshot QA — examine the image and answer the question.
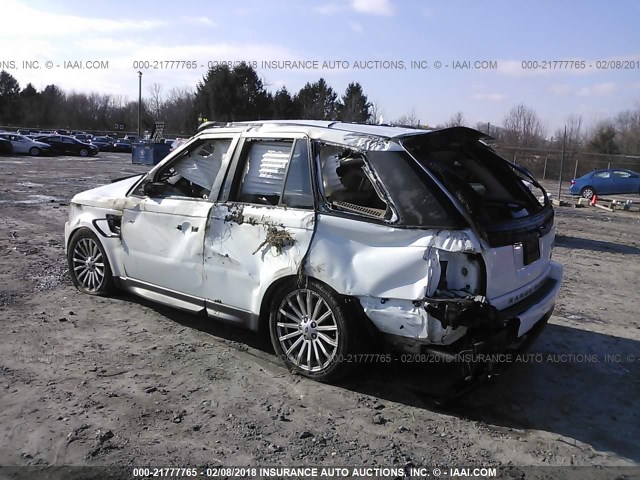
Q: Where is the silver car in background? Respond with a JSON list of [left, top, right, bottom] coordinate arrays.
[[0, 133, 53, 156]]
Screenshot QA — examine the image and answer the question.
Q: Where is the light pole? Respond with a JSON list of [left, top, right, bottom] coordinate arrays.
[[558, 125, 566, 203], [137, 71, 142, 139]]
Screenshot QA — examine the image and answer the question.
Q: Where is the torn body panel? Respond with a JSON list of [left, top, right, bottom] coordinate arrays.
[[357, 296, 468, 347], [307, 213, 481, 300], [307, 213, 560, 350], [202, 203, 315, 325]]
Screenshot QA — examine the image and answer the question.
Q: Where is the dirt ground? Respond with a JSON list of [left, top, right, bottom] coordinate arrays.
[[0, 153, 639, 476]]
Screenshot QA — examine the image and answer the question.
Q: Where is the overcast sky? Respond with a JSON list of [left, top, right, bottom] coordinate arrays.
[[3, 0, 640, 132]]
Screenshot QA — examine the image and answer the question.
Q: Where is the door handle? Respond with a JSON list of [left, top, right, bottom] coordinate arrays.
[[176, 223, 199, 232]]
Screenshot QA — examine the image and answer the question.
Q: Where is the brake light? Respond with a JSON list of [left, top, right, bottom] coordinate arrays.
[[570, 180, 576, 185]]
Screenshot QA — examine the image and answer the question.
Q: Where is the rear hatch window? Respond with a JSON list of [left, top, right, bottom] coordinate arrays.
[[400, 128, 553, 248], [401, 130, 547, 225]]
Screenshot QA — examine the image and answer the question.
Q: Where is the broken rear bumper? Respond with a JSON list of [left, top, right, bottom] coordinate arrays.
[[362, 261, 563, 354]]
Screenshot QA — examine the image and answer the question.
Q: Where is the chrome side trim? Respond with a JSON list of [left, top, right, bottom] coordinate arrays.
[[117, 277, 260, 330], [118, 277, 205, 313], [206, 301, 260, 331]]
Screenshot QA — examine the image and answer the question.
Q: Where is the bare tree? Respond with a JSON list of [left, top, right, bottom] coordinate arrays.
[[444, 111, 465, 127], [502, 104, 546, 147], [368, 100, 385, 124], [614, 102, 640, 154], [146, 83, 164, 120], [164, 87, 196, 134], [552, 114, 583, 154], [394, 109, 421, 127]]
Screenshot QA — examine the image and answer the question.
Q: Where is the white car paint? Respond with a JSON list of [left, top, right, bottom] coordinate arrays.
[[65, 121, 563, 369]]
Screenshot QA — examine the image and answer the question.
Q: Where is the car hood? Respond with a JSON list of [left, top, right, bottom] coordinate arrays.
[[71, 174, 143, 209]]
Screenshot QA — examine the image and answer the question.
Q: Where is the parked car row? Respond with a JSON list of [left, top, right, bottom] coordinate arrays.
[[32, 135, 99, 156], [1, 130, 182, 156]]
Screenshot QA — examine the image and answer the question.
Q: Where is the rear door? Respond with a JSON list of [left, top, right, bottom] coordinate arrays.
[[612, 170, 636, 194], [61, 137, 78, 154], [202, 134, 316, 326]]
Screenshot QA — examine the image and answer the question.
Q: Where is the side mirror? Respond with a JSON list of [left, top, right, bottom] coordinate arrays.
[[143, 181, 167, 197]]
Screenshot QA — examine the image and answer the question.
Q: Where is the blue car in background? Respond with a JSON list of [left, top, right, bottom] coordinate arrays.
[[569, 168, 640, 199]]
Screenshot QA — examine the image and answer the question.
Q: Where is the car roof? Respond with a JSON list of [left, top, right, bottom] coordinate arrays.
[[197, 120, 491, 151]]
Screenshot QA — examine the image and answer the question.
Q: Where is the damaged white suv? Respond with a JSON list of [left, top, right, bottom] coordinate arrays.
[[65, 121, 562, 382]]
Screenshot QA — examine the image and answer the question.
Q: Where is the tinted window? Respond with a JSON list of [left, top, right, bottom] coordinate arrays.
[[282, 139, 313, 209], [367, 150, 464, 228], [402, 134, 544, 224]]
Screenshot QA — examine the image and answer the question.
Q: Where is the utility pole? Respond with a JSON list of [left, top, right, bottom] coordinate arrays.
[[558, 125, 566, 202], [137, 71, 142, 139]]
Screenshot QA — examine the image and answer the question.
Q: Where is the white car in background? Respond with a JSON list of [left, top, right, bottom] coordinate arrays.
[[0, 133, 53, 156], [65, 121, 563, 383]]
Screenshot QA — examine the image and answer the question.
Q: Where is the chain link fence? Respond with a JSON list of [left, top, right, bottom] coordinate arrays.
[[494, 146, 640, 181]]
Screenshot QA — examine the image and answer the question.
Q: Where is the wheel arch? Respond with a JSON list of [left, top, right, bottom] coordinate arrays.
[[66, 226, 116, 295], [257, 274, 379, 342], [66, 220, 124, 277]]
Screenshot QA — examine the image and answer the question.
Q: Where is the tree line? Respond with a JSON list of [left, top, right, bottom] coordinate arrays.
[[1, 65, 640, 156], [442, 104, 640, 156], [0, 65, 372, 135]]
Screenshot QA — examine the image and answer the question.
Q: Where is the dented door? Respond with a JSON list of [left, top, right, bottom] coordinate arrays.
[[203, 204, 314, 325], [201, 134, 316, 326]]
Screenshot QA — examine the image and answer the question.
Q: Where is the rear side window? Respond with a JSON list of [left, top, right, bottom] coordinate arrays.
[[231, 138, 313, 209], [318, 143, 389, 219], [613, 170, 630, 178], [236, 140, 293, 205], [367, 150, 464, 228], [594, 171, 610, 179], [282, 140, 314, 209]]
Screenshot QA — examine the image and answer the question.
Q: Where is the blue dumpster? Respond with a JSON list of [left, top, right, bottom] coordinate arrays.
[[132, 142, 170, 165]]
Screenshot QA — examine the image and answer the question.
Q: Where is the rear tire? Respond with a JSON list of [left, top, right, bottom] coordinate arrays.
[[268, 279, 357, 382], [67, 229, 115, 296], [580, 186, 595, 199]]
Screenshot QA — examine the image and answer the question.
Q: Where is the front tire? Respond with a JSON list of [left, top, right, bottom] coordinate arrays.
[[29, 147, 41, 156], [580, 186, 595, 199], [67, 229, 114, 295], [269, 279, 356, 382], [79, 148, 89, 157]]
